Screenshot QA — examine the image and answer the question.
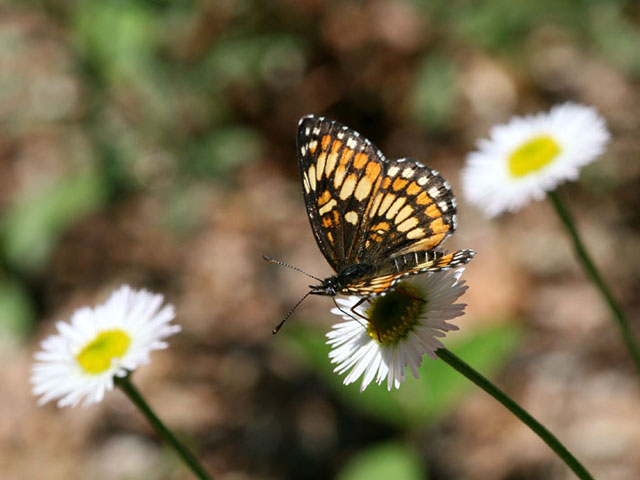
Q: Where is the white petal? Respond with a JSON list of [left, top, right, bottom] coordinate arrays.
[[461, 102, 610, 217], [30, 285, 179, 408], [326, 269, 469, 392]]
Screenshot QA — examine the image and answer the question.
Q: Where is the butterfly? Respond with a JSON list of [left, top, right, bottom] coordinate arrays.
[[298, 115, 475, 299]]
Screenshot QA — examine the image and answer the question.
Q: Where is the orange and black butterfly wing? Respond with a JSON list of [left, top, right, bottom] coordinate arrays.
[[351, 157, 457, 262], [343, 249, 476, 296], [297, 115, 385, 272], [297, 115, 475, 296], [342, 156, 474, 294]]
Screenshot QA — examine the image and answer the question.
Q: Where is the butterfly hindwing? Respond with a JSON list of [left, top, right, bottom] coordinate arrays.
[[352, 157, 458, 263], [344, 248, 475, 295]]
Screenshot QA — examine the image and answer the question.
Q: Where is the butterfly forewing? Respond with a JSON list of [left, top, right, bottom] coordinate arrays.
[[297, 115, 385, 271]]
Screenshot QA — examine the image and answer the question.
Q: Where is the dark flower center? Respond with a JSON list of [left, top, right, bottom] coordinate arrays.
[[366, 282, 426, 345]]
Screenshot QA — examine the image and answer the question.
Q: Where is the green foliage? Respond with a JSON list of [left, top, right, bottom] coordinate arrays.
[[73, 0, 157, 84], [415, 0, 640, 65], [336, 442, 426, 480], [283, 321, 521, 429], [412, 0, 561, 53], [410, 53, 458, 132], [451, 1, 552, 53], [187, 126, 264, 178], [0, 278, 35, 342], [203, 34, 306, 89], [1, 174, 108, 275], [589, 2, 640, 76]]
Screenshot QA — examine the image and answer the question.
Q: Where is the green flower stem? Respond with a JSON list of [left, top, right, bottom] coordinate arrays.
[[436, 348, 595, 480], [549, 189, 640, 375], [115, 375, 212, 480]]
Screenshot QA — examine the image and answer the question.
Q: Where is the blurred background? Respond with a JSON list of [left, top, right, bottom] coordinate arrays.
[[1, 0, 640, 479]]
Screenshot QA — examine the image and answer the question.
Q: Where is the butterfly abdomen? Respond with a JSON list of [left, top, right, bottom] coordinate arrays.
[[389, 249, 476, 275]]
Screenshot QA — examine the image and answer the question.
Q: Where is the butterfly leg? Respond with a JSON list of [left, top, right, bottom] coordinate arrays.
[[349, 297, 384, 342], [348, 297, 369, 321], [395, 286, 427, 303], [332, 297, 371, 331], [332, 297, 383, 341]]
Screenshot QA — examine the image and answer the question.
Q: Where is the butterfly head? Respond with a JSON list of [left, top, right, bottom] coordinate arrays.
[[309, 277, 340, 296], [310, 263, 376, 297]]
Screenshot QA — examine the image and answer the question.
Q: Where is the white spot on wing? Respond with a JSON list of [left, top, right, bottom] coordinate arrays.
[[319, 198, 337, 216], [345, 211, 358, 225], [402, 167, 414, 178], [354, 176, 372, 201], [309, 165, 317, 191]]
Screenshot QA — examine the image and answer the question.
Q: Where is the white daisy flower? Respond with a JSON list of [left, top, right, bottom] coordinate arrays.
[[461, 102, 610, 217], [31, 285, 180, 408], [326, 269, 468, 392]]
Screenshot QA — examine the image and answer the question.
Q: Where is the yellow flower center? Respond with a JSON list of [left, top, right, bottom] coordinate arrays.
[[76, 329, 131, 374], [366, 283, 425, 345], [508, 135, 561, 177]]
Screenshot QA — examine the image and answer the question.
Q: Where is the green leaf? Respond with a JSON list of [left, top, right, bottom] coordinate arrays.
[[203, 34, 305, 89], [337, 442, 426, 480], [73, 0, 156, 83], [1, 173, 108, 274], [454, 2, 541, 52], [0, 278, 35, 342], [410, 53, 458, 132], [589, 3, 640, 76], [282, 320, 521, 429], [416, 0, 578, 55], [187, 126, 264, 178]]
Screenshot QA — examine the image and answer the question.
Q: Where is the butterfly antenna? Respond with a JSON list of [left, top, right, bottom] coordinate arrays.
[[272, 291, 312, 335], [262, 255, 322, 282]]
